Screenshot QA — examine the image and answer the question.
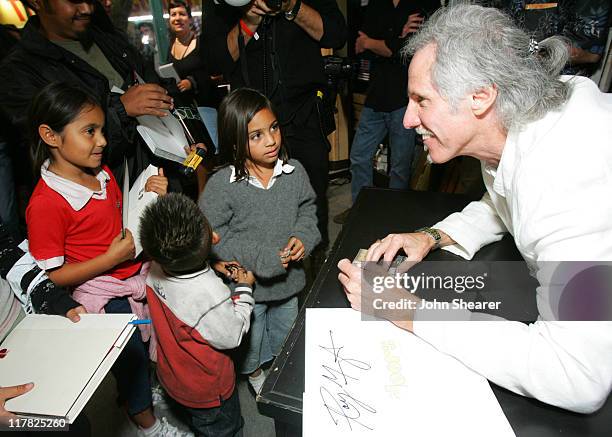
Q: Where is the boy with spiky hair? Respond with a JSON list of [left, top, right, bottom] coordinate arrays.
[[140, 193, 254, 436]]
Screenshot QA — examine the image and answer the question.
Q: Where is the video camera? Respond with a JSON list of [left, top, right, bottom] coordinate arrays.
[[322, 55, 359, 87], [265, 0, 282, 11]]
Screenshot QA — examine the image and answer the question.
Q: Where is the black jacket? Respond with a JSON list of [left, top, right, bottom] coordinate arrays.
[[202, 0, 347, 126], [0, 16, 158, 186]]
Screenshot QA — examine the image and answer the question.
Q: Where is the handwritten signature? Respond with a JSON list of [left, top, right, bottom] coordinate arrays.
[[318, 330, 376, 430]]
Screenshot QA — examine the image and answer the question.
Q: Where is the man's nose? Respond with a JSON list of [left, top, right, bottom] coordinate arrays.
[[403, 100, 420, 129], [76, 1, 94, 14]]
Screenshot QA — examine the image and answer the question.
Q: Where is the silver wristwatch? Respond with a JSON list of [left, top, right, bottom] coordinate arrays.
[[284, 0, 302, 21], [415, 227, 441, 250]]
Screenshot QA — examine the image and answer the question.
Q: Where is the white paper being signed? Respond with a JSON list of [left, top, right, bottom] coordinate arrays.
[[303, 308, 515, 437]]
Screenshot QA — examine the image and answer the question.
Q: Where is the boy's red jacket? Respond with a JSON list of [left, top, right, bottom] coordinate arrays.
[[146, 263, 253, 408]]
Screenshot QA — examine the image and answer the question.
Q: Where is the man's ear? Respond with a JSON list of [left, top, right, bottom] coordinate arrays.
[[470, 85, 497, 117], [38, 124, 60, 148]]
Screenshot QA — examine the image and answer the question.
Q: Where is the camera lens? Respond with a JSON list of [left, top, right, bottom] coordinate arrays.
[[265, 0, 282, 11]]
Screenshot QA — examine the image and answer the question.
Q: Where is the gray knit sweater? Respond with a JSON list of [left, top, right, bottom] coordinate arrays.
[[199, 159, 321, 302]]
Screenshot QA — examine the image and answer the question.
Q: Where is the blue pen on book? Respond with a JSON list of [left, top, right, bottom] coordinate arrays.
[[129, 319, 152, 325]]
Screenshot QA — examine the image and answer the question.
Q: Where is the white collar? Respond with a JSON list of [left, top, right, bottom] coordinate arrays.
[[229, 159, 295, 189], [490, 131, 516, 198], [40, 159, 110, 211]]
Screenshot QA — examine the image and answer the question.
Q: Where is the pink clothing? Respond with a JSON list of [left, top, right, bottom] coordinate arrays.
[[73, 262, 157, 360]]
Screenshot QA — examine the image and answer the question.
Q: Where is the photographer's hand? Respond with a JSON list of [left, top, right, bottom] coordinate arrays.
[[227, 0, 324, 61], [244, 0, 268, 24]]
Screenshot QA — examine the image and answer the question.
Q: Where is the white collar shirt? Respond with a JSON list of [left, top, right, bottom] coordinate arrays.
[[229, 159, 295, 189], [40, 159, 110, 211]]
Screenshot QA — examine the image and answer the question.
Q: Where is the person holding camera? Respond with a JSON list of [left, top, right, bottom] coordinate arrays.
[[202, 0, 347, 249]]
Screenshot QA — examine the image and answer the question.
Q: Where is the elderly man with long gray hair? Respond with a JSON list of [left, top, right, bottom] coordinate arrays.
[[338, 4, 612, 414]]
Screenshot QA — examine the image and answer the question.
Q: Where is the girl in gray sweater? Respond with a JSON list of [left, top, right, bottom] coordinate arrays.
[[199, 88, 320, 394]]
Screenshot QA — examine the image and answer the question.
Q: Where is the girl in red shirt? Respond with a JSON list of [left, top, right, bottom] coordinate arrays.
[[25, 83, 185, 437]]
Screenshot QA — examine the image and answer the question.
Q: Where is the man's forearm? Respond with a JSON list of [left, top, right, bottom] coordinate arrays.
[[294, 2, 324, 41], [365, 38, 392, 58], [226, 1, 328, 62]]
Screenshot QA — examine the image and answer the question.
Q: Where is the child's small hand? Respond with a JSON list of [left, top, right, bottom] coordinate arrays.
[[106, 230, 136, 265], [283, 237, 305, 262], [213, 260, 242, 279], [183, 143, 208, 156], [65, 305, 87, 323], [235, 268, 255, 287], [145, 168, 168, 196]]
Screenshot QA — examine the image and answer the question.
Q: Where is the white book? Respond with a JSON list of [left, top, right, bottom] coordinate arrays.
[[123, 164, 159, 257], [303, 308, 515, 437], [157, 63, 181, 83], [136, 111, 189, 164], [0, 314, 136, 423]]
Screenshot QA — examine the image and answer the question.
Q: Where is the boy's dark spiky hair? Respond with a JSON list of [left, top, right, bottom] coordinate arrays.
[[140, 193, 212, 274]]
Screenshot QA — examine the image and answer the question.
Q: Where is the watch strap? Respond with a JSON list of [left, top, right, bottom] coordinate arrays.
[[415, 227, 441, 249], [285, 0, 302, 21]]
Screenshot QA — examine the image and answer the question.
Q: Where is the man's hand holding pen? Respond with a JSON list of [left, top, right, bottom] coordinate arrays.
[[120, 83, 174, 118]]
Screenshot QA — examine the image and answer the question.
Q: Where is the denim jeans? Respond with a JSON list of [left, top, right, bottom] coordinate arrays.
[[184, 388, 244, 437], [104, 297, 153, 416], [349, 106, 416, 202], [239, 296, 298, 374], [0, 140, 20, 241]]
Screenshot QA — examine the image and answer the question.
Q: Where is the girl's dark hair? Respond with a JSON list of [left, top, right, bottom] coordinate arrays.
[[28, 82, 100, 176], [168, 0, 192, 18], [218, 88, 288, 181]]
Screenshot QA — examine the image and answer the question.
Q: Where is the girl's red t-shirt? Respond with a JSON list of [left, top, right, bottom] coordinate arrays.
[[26, 166, 141, 280]]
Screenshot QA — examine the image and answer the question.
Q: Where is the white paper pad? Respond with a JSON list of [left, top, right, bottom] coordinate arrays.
[[303, 308, 515, 437], [0, 314, 136, 423], [125, 164, 159, 257]]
